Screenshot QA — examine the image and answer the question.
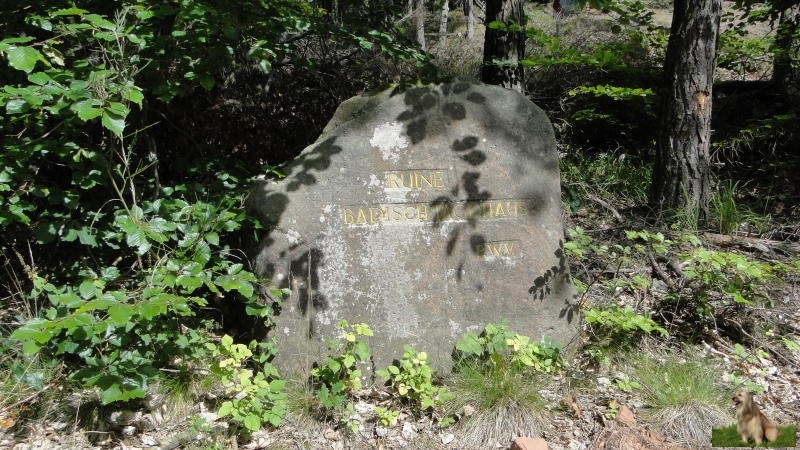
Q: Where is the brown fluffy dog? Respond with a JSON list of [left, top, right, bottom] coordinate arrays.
[[733, 390, 779, 445]]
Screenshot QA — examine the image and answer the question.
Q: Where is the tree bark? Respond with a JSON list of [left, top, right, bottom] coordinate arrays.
[[651, 0, 721, 223], [773, 1, 799, 95], [481, 0, 525, 93], [464, 0, 475, 40], [415, 0, 426, 50], [439, 0, 450, 40]]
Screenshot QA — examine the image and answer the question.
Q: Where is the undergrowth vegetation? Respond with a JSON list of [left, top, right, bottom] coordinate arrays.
[[1, 0, 799, 448]]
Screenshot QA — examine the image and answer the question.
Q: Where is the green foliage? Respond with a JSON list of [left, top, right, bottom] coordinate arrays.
[[613, 372, 641, 392], [0, 6, 146, 239], [565, 227, 667, 298], [207, 335, 286, 433], [710, 180, 744, 235], [565, 228, 673, 358], [724, 341, 776, 394], [568, 84, 654, 101], [2, 4, 287, 408], [566, 85, 655, 134], [560, 153, 652, 209], [679, 248, 780, 310], [628, 353, 729, 408], [373, 406, 400, 427], [445, 324, 554, 434], [783, 337, 800, 353], [377, 345, 452, 416], [9, 196, 270, 404], [452, 322, 564, 375], [584, 306, 667, 341], [310, 320, 373, 412]]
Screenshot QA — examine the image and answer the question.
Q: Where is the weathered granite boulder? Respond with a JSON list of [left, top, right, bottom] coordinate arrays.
[[246, 78, 578, 376]]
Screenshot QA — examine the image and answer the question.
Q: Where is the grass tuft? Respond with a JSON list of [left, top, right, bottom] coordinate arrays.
[[444, 365, 549, 448], [623, 352, 731, 446], [711, 180, 743, 235]]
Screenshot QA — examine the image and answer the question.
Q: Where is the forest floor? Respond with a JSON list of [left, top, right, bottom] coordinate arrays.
[[3, 202, 797, 450]]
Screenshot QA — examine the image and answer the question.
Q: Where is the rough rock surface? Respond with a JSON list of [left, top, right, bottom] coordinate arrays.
[[247, 78, 578, 375]]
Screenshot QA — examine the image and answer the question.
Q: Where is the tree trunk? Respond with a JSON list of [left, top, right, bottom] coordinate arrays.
[[439, 0, 450, 40], [481, 0, 525, 93], [415, 0, 426, 50], [464, 0, 475, 40], [773, 1, 799, 95], [651, 0, 721, 223]]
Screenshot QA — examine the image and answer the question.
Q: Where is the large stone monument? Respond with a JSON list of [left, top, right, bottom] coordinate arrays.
[[247, 78, 577, 375]]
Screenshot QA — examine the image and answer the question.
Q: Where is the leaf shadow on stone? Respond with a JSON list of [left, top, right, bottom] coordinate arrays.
[[284, 136, 343, 191], [527, 242, 579, 323], [247, 137, 345, 334], [394, 81, 493, 263]]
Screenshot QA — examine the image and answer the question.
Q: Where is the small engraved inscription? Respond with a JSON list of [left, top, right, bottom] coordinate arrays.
[[384, 170, 446, 189], [341, 199, 530, 225], [474, 240, 519, 258]]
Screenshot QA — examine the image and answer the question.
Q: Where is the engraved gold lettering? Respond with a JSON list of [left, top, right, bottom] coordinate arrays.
[[370, 207, 387, 223], [432, 171, 444, 188], [391, 205, 404, 220], [478, 241, 518, 257], [417, 205, 429, 221], [418, 171, 445, 188], [481, 202, 493, 218], [356, 208, 368, 224], [342, 199, 530, 226], [385, 170, 446, 189], [386, 173, 404, 188]]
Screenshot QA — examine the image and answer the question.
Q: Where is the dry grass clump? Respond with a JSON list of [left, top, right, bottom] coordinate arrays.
[[625, 351, 732, 447], [646, 402, 731, 447], [455, 397, 549, 449], [444, 368, 550, 449]]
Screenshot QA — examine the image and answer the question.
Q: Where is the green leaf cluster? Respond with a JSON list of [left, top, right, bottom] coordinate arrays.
[[310, 320, 373, 412], [9, 194, 274, 404], [377, 345, 452, 416], [207, 335, 286, 433], [679, 248, 784, 311], [452, 321, 564, 375]]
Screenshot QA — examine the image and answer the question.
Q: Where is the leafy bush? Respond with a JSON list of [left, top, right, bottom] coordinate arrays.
[[310, 320, 373, 412], [584, 306, 667, 340], [207, 335, 286, 434], [445, 323, 555, 448], [2, 5, 284, 407], [10, 197, 269, 404], [679, 248, 781, 313], [377, 345, 452, 416], [452, 321, 564, 375]]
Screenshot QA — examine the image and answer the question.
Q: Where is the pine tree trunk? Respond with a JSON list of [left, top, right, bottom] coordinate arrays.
[[415, 0, 427, 50], [773, 2, 799, 95], [651, 0, 721, 223], [439, 0, 450, 40], [464, 0, 475, 40], [481, 0, 525, 93]]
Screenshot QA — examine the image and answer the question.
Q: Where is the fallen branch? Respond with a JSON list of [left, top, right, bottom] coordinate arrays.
[[587, 194, 622, 222], [701, 232, 800, 257]]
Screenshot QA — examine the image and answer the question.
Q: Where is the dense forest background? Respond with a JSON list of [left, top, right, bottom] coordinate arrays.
[[1, 1, 799, 449]]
